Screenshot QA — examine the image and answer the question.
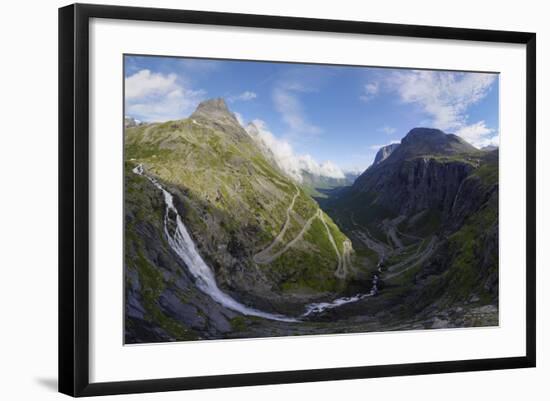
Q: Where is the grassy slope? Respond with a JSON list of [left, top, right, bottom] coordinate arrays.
[[125, 118, 354, 300]]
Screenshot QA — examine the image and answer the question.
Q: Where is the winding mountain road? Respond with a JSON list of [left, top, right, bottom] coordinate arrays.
[[253, 187, 351, 278], [384, 236, 437, 280], [253, 209, 320, 264], [253, 185, 300, 263]]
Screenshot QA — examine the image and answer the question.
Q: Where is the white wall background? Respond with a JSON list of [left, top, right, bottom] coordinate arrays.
[[0, 0, 546, 399]]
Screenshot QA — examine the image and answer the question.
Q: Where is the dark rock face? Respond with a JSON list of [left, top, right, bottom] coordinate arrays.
[[351, 128, 484, 219], [373, 143, 400, 165], [356, 156, 475, 217], [330, 127, 498, 318]]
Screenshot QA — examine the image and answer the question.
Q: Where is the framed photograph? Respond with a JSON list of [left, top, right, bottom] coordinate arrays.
[[59, 3, 536, 397]]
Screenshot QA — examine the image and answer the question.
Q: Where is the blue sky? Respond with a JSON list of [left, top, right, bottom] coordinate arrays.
[[125, 55, 499, 173]]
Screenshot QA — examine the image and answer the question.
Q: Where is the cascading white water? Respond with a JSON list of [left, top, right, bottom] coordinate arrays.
[[132, 164, 380, 321], [302, 274, 379, 316], [132, 165, 297, 322]]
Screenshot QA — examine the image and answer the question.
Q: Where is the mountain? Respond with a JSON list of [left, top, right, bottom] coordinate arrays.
[[124, 98, 355, 342], [344, 171, 361, 183], [244, 120, 354, 189], [124, 116, 145, 128], [300, 170, 356, 191], [350, 128, 484, 215], [373, 143, 400, 165], [381, 127, 479, 164], [325, 127, 498, 325], [124, 106, 498, 341], [190, 97, 243, 130], [481, 144, 498, 152]]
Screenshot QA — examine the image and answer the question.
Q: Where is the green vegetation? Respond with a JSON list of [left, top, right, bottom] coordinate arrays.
[[400, 210, 442, 238], [472, 161, 498, 187], [230, 316, 248, 332], [125, 105, 354, 315], [444, 202, 497, 303], [124, 103, 501, 342], [412, 152, 483, 166]]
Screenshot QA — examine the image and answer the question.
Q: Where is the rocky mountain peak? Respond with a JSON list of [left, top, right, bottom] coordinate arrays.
[[190, 98, 239, 124]]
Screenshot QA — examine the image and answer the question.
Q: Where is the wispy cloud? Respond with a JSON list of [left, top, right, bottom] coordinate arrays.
[[273, 86, 321, 136], [385, 70, 497, 147], [378, 125, 396, 135], [125, 69, 205, 122], [360, 82, 379, 102], [228, 91, 257, 102], [246, 119, 344, 182]]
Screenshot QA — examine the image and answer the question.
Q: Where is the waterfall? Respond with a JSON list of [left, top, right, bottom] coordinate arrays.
[[132, 165, 297, 323], [132, 164, 379, 322]]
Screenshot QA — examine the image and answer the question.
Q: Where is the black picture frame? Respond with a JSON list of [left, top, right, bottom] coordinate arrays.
[[59, 3, 536, 397]]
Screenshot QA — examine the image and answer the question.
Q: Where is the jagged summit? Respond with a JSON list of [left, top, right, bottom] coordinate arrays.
[[190, 98, 239, 125]]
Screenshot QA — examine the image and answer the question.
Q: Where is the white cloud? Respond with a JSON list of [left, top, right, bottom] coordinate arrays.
[[387, 70, 496, 130], [360, 82, 379, 102], [378, 125, 396, 135], [455, 121, 499, 148], [245, 120, 344, 182], [385, 70, 498, 148], [125, 69, 178, 100], [125, 69, 205, 122], [273, 87, 321, 136], [228, 91, 257, 102]]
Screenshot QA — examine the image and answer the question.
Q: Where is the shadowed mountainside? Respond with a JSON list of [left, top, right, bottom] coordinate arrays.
[[323, 128, 498, 324]]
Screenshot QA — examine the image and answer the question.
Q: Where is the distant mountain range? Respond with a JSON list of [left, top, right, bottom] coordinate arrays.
[[244, 120, 358, 188], [124, 116, 145, 128]]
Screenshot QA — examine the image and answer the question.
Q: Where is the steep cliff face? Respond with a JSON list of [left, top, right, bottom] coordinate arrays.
[[355, 156, 475, 218], [347, 128, 486, 228], [327, 128, 498, 318]]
